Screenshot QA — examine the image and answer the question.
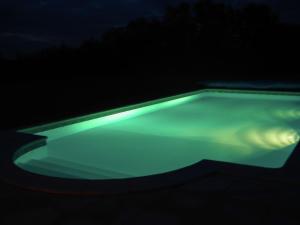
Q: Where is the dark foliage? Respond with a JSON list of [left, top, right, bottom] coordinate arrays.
[[1, 0, 300, 130], [1, 0, 300, 83]]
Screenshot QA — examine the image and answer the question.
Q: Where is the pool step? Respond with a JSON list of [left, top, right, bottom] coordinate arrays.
[[24, 159, 111, 179], [20, 157, 132, 179], [46, 156, 132, 179], [18, 161, 81, 179]]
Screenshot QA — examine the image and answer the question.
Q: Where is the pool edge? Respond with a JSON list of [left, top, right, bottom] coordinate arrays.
[[1, 88, 300, 195], [19, 88, 300, 134]]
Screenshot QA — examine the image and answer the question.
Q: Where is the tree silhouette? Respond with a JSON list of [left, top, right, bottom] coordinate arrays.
[[2, 0, 300, 82]]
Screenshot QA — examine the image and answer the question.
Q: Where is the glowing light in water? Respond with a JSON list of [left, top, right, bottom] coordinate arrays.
[[245, 127, 299, 150], [38, 95, 198, 141]]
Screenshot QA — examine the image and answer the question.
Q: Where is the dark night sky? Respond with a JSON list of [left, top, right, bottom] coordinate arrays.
[[1, 0, 299, 57]]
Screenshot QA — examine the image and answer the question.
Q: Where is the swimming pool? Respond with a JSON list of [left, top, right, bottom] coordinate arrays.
[[14, 89, 300, 182]]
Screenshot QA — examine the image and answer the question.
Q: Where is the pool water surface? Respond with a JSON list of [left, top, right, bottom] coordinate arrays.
[[15, 90, 300, 180]]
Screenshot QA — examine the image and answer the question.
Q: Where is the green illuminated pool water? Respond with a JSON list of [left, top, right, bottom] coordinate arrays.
[[15, 90, 300, 180]]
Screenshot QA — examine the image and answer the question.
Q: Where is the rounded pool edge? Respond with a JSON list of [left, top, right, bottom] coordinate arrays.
[[0, 131, 218, 195], [0, 130, 296, 195]]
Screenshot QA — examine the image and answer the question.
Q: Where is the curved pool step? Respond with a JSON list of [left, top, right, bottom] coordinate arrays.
[[19, 156, 133, 179], [18, 161, 81, 179], [46, 156, 132, 179], [24, 159, 112, 179]]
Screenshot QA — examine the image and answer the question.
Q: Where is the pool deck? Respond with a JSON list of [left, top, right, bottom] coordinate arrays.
[[1, 88, 300, 224]]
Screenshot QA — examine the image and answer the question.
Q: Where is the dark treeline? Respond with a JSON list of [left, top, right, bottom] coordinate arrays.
[[1, 0, 300, 84], [1, 0, 300, 129]]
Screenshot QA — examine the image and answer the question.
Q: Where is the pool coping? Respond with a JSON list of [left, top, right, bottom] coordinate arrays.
[[1, 88, 300, 195]]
